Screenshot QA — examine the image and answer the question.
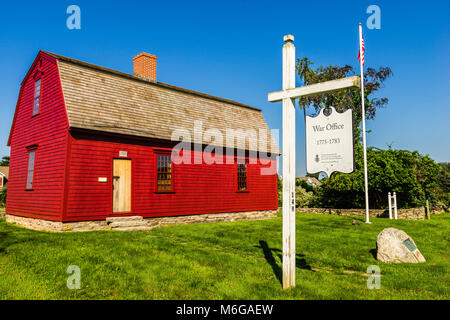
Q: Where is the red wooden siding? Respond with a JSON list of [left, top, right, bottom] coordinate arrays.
[[6, 53, 69, 221], [64, 134, 277, 222]]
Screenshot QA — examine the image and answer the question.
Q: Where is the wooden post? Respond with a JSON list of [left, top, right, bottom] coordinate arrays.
[[393, 192, 398, 220], [268, 35, 360, 290], [282, 34, 296, 289], [426, 199, 431, 220], [388, 192, 392, 219]]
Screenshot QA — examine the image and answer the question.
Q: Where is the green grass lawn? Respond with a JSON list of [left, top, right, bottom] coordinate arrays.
[[0, 212, 449, 300]]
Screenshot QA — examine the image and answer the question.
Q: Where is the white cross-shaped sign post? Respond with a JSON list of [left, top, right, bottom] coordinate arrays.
[[268, 35, 360, 289]]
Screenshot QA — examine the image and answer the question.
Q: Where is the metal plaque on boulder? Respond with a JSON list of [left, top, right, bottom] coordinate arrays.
[[402, 239, 418, 252], [306, 107, 354, 177]]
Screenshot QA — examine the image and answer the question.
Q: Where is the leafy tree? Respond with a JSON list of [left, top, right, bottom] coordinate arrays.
[[436, 163, 450, 206], [278, 176, 316, 208], [297, 179, 316, 193], [313, 146, 441, 209], [295, 184, 314, 208], [296, 57, 393, 124], [0, 156, 9, 166]]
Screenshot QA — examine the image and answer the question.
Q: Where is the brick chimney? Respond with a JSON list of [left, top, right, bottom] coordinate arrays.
[[133, 52, 157, 81]]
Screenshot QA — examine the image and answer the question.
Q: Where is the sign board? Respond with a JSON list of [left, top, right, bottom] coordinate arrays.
[[306, 107, 354, 177], [402, 239, 417, 252], [98, 177, 107, 183], [119, 151, 128, 158]]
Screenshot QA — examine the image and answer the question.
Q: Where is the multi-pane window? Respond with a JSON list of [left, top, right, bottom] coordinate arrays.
[[157, 154, 172, 191], [237, 162, 247, 191], [26, 149, 36, 189], [33, 78, 41, 115]]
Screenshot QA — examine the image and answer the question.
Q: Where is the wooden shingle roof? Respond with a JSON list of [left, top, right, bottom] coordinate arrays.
[[45, 51, 279, 154]]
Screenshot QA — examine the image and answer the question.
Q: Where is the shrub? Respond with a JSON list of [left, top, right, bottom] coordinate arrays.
[[313, 147, 441, 209], [0, 186, 6, 207]]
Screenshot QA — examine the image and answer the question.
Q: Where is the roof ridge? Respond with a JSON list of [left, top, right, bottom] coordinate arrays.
[[40, 50, 261, 112]]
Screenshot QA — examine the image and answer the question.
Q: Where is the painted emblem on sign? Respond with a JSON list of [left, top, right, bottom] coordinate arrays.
[[306, 107, 354, 177]]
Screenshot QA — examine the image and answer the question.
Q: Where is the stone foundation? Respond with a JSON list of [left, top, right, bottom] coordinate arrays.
[[5, 214, 108, 232], [295, 207, 425, 220], [5, 210, 278, 232]]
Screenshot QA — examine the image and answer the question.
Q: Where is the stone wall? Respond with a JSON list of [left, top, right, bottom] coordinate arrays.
[[4, 210, 278, 232], [145, 210, 277, 228], [295, 207, 426, 220]]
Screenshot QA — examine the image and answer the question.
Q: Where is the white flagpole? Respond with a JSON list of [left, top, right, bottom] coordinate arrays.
[[359, 22, 370, 224]]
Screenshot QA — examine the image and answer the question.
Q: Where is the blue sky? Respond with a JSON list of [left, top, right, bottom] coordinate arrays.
[[0, 0, 448, 175]]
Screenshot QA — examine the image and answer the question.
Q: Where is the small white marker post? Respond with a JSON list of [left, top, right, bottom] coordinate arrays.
[[388, 192, 393, 219], [269, 35, 360, 289], [394, 192, 398, 220]]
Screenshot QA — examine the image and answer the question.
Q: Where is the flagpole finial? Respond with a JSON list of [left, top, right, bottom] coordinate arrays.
[[284, 34, 294, 43]]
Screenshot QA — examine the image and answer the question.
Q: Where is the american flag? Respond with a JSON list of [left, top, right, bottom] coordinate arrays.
[[358, 35, 365, 66]]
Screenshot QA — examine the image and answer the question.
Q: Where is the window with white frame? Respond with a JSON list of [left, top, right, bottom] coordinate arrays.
[[26, 149, 36, 189], [33, 78, 41, 115], [156, 153, 173, 192]]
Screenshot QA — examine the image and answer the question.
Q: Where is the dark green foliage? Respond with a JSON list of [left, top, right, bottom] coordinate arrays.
[[296, 57, 392, 124], [278, 177, 318, 208], [313, 145, 441, 209], [297, 179, 316, 193], [0, 186, 5, 207], [436, 163, 450, 206], [277, 175, 282, 207], [0, 157, 9, 166]]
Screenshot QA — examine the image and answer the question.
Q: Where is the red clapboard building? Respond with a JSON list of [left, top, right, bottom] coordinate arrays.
[[6, 51, 279, 231]]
